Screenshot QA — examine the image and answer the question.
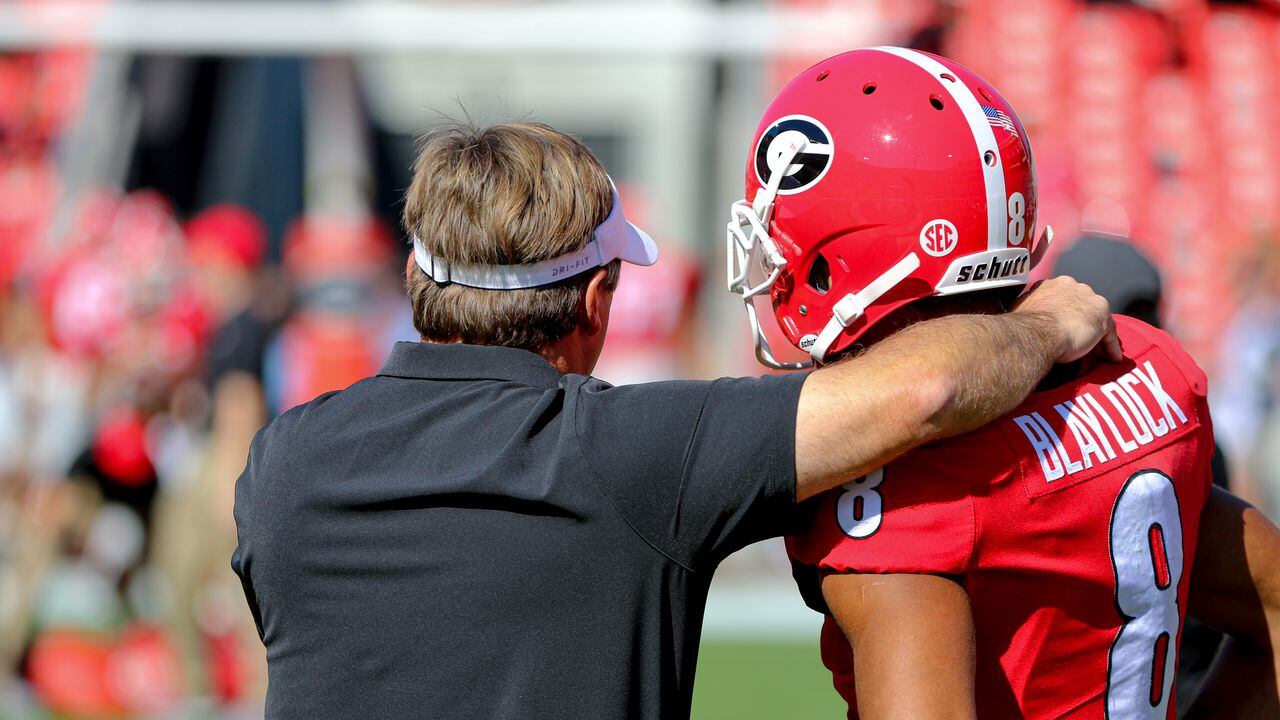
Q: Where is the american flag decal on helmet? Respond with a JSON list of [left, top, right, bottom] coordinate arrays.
[[981, 105, 1019, 138]]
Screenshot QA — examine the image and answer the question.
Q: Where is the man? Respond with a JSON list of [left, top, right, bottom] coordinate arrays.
[[733, 48, 1280, 718], [232, 120, 1114, 719]]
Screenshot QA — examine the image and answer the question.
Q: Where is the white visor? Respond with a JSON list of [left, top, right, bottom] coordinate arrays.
[[412, 179, 659, 289]]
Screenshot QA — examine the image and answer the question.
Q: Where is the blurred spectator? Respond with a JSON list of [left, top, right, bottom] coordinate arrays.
[[264, 214, 397, 414], [1213, 240, 1280, 515], [187, 206, 276, 385], [1053, 233, 1163, 327]]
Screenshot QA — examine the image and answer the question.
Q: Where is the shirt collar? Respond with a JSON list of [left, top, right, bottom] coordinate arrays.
[[378, 341, 564, 387]]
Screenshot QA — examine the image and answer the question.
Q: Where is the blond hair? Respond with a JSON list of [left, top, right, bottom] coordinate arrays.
[[403, 121, 621, 350]]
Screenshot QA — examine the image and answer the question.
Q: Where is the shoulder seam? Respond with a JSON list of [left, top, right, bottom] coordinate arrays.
[[1115, 316, 1207, 392], [569, 380, 699, 575]]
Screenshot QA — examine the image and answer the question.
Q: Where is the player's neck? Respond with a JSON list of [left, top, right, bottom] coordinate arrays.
[[860, 293, 1008, 350]]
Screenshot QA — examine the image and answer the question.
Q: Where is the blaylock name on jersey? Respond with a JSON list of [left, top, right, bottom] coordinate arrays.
[[1013, 361, 1190, 482]]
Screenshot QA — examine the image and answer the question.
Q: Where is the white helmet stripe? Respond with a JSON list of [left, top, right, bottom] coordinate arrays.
[[870, 46, 1007, 251]]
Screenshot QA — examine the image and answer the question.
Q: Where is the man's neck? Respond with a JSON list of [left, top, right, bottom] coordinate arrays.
[[536, 344, 577, 375], [852, 292, 1009, 354]]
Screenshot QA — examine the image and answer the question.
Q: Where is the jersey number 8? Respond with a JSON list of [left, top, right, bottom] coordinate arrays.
[[836, 468, 884, 539], [1107, 470, 1184, 719]]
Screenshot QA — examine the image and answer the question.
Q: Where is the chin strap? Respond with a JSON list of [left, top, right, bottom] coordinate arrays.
[[1030, 225, 1054, 268], [807, 253, 921, 364]]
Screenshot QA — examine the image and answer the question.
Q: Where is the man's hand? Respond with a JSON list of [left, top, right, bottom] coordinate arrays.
[[1013, 276, 1122, 362], [795, 277, 1119, 500]]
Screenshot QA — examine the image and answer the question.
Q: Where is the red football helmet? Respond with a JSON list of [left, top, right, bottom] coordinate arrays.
[[727, 47, 1051, 368]]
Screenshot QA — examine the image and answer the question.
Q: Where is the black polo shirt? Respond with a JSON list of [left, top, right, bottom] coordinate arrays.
[[232, 341, 807, 719]]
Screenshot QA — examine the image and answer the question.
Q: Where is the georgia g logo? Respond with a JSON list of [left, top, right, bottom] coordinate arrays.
[[754, 115, 834, 195]]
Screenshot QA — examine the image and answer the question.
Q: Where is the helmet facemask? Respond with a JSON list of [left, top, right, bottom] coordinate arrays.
[[726, 139, 811, 369]]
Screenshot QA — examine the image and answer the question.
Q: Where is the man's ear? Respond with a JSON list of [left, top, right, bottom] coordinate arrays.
[[582, 268, 615, 335], [405, 251, 416, 284]]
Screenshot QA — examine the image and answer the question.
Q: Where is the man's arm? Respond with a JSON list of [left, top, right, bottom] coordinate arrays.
[[1183, 486, 1280, 719], [822, 573, 977, 720], [796, 276, 1117, 500]]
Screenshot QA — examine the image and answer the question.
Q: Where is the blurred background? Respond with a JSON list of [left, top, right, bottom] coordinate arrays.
[[0, 0, 1278, 717]]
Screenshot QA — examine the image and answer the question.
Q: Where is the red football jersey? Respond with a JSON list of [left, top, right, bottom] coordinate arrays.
[[788, 316, 1215, 719]]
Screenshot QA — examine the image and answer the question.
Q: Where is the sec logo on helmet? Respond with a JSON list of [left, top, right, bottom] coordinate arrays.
[[920, 219, 958, 257], [753, 115, 834, 195]]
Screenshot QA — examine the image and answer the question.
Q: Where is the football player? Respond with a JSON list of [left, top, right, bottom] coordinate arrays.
[[726, 47, 1280, 719]]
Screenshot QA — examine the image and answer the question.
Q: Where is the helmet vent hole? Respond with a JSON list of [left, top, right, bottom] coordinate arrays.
[[862, 82, 877, 95], [807, 255, 832, 294], [929, 95, 945, 110], [940, 73, 957, 82], [816, 71, 830, 82], [984, 150, 998, 167], [978, 87, 995, 102]]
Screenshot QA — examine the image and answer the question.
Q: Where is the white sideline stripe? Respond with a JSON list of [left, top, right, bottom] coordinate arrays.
[[870, 46, 1007, 251]]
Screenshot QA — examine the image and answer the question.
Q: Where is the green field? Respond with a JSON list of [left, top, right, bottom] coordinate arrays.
[[691, 640, 845, 719]]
